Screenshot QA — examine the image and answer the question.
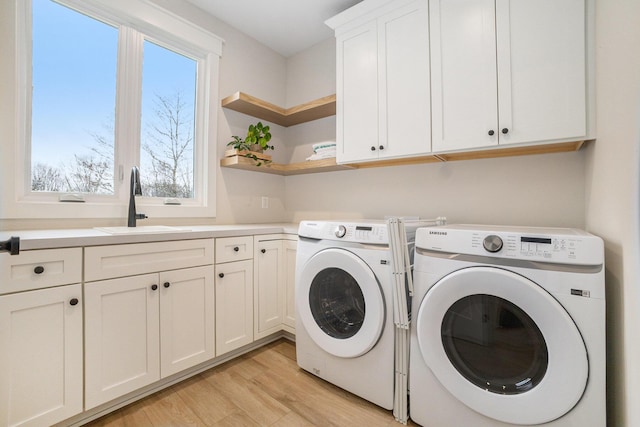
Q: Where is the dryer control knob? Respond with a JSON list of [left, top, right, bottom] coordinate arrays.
[[335, 225, 347, 238], [483, 235, 503, 253]]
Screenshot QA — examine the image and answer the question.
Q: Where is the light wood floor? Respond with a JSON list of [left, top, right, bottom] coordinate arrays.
[[85, 339, 411, 426]]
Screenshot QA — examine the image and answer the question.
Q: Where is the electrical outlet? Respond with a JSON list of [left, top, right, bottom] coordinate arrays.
[[261, 196, 269, 209]]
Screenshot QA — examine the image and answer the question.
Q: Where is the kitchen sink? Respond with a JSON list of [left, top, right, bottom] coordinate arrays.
[[95, 225, 190, 235]]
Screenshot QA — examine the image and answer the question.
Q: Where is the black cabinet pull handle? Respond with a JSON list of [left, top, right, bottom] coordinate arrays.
[[151, 284, 158, 290], [233, 246, 239, 252], [0, 236, 20, 255], [502, 128, 509, 134], [69, 298, 79, 306], [488, 130, 495, 136], [218, 273, 224, 278], [370, 146, 376, 151], [163, 282, 170, 288], [34, 265, 45, 274], [261, 249, 266, 253], [379, 145, 384, 150]]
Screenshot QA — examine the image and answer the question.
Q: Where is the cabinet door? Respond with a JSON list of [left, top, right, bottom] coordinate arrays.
[[283, 239, 298, 331], [430, 0, 498, 152], [160, 266, 214, 377], [85, 274, 160, 409], [0, 285, 83, 427], [215, 260, 253, 356], [496, 0, 586, 145], [337, 20, 379, 163], [379, 0, 430, 159], [254, 240, 284, 339]]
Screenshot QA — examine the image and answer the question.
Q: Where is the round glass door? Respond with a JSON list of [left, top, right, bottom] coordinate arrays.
[[416, 267, 588, 425], [441, 294, 548, 395], [308, 267, 365, 339], [297, 248, 385, 358]]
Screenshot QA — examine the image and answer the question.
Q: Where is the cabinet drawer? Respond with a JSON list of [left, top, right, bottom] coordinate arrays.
[[216, 236, 253, 263], [85, 239, 214, 281], [0, 248, 82, 294]]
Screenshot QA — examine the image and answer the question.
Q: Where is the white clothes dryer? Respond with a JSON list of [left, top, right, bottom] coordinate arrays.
[[409, 225, 605, 427], [296, 220, 419, 410]]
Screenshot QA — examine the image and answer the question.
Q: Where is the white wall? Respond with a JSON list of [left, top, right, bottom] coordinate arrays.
[[284, 152, 586, 226], [586, 0, 640, 425]]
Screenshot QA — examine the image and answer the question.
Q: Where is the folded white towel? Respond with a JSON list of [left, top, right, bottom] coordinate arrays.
[[312, 142, 336, 152], [306, 150, 337, 161], [314, 146, 337, 154]]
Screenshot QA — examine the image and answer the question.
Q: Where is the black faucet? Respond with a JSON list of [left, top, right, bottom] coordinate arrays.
[[128, 166, 147, 227]]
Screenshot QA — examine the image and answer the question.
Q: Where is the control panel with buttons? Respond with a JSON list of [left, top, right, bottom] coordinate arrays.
[[416, 225, 603, 266], [298, 221, 390, 244]]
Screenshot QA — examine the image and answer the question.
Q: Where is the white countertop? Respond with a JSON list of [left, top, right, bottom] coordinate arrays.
[[0, 223, 300, 251]]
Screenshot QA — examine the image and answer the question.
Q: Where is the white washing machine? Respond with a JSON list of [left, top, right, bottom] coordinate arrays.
[[296, 220, 418, 410], [409, 225, 605, 427]]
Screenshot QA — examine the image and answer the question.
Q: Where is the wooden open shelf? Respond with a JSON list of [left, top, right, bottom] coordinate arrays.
[[220, 140, 589, 175], [433, 140, 586, 162], [221, 92, 336, 127], [220, 155, 354, 176]]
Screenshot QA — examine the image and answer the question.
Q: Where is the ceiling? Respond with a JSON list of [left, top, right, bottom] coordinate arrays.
[[183, 0, 362, 57]]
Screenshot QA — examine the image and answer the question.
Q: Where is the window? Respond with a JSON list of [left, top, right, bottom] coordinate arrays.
[[31, 0, 118, 195], [2, 0, 222, 219], [140, 40, 197, 199]]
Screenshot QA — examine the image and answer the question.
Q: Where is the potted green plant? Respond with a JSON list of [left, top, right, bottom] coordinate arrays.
[[226, 122, 274, 166], [226, 135, 251, 152], [245, 122, 273, 152]]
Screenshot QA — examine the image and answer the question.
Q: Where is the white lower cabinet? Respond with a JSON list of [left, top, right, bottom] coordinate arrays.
[[254, 235, 298, 338], [1, 232, 301, 425], [0, 284, 83, 427], [84, 265, 214, 409], [215, 259, 253, 356]]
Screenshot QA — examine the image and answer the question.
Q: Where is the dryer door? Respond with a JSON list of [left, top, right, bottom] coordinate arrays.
[[416, 266, 588, 425], [297, 248, 385, 358]]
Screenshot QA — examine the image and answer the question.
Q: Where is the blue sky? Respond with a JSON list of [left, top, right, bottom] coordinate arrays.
[[31, 0, 196, 170]]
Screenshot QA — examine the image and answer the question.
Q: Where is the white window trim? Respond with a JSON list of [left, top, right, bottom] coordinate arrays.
[[1, 0, 223, 220]]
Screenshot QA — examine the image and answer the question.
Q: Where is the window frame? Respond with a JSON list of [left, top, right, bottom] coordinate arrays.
[[3, 0, 223, 220]]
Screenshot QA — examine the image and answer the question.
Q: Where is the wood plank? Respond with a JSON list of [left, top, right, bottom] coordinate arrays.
[[435, 140, 586, 161], [224, 149, 272, 161], [221, 92, 336, 127], [83, 339, 408, 427], [173, 375, 238, 425], [220, 140, 589, 176], [204, 370, 291, 425], [349, 155, 443, 169], [140, 387, 207, 427], [220, 155, 353, 176], [283, 158, 354, 175], [219, 156, 285, 175], [283, 94, 337, 127]]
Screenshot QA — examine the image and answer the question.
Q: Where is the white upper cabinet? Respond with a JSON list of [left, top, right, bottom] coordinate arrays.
[[431, 0, 587, 152], [330, 0, 430, 163], [338, 21, 378, 163]]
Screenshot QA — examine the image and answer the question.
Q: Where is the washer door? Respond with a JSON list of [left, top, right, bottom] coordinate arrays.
[[297, 248, 385, 358], [416, 267, 588, 425]]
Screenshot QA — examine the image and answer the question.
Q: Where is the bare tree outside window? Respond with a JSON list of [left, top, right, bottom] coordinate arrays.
[[31, 163, 65, 192], [141, 92, 194, 198], [31, 92, 194, 198]]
